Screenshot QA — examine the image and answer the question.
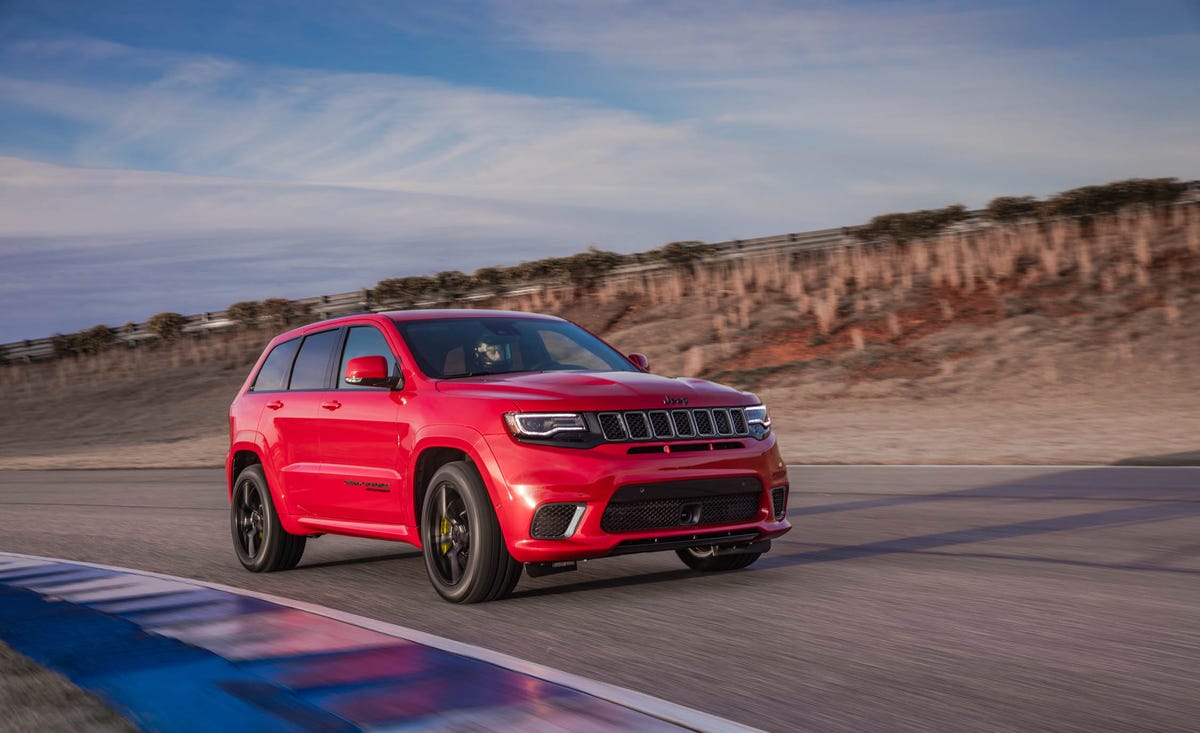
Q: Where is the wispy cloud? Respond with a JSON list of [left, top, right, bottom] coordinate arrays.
[[486, 1, 1200, 168], [488, 0, 996, 71], [0, 2, 1196, 342], [0, 49, 748, 204]]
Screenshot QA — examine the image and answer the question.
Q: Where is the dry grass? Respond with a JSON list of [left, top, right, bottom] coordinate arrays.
[[570, 204, 1200, 376]]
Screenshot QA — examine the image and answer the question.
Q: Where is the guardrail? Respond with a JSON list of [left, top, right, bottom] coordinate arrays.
[[4, 195, 1197, 364]]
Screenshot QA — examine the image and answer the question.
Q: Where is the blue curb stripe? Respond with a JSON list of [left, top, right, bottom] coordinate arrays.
[[0, 585, 355, 732], [0, 555, 690, 732]]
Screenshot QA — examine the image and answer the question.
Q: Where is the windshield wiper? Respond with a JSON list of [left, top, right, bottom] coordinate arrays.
[[440, 369, 544, 379]]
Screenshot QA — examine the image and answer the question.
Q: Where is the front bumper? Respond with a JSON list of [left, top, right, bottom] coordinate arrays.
[[482, 432, 791, 563]]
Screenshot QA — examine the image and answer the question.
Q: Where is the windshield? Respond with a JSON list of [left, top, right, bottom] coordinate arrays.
[[392, 316, 638, 379]]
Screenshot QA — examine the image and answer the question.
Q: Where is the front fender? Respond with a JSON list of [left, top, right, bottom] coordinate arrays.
[[410, 425, 513, 525]]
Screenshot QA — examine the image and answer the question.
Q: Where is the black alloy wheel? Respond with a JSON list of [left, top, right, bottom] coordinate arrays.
[[231, 464, 306, 572], [420, 461, 522, 603], [430, 481, 471, 585]]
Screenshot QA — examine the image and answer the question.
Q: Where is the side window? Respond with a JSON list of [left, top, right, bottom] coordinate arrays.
[[338, 326, 398, 390], [539, 330, 610, 370], [250, 338, 300, 392], [288, 330, 340, 390]]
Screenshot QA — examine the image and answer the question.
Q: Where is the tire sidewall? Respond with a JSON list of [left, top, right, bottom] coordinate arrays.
[[421, 462, 499, 603], [231, 465, 280, 572]]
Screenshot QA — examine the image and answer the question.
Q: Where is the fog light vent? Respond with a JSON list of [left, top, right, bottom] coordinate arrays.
[[771, 487, 788, 520], [531, 503, 585, 539]]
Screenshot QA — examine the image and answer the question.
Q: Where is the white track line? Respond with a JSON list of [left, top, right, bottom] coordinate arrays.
[[0, 551, 763, 733]]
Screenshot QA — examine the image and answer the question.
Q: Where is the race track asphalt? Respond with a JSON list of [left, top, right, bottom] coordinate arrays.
[[1, 465, 1197, 732]]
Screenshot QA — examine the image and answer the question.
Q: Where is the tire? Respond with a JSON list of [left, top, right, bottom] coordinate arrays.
[[676, 545, 762, 572], [421, 461, 522, 603], [231, 464, 306, 572]]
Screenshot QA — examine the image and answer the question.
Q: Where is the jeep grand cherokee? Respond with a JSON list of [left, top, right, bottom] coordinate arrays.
[[227, 310, 790, 603]]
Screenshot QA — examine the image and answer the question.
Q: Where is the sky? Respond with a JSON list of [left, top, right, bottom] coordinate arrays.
[[1, 1, 1198, 343]]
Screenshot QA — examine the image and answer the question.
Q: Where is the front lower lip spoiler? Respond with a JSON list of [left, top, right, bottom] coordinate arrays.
[[607, 531, 764, 556]]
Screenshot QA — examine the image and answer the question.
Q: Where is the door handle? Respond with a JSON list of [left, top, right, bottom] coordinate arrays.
[[321, 400, 342, 411], [266, 400, 284, 410]]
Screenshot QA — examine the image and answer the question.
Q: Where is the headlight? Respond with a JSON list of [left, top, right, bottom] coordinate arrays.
[[504, 412, 587, 438], [744, 404, 771, 439]]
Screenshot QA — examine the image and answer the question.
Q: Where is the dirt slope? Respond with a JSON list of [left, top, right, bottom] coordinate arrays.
[[1, 206, 1196, 467]]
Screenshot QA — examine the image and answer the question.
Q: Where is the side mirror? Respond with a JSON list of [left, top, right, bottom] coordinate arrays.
[[344, 355, 399, 389], [627, 352, 650, 372]]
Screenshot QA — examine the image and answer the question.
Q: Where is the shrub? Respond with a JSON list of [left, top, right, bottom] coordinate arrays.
[[472, 266, 507, 295], [645, 241, 717, 269], [374, 276, 436, 305], [1039, 178, 1186, 218], [985, 196, 1040, 223], [52, 324, 118, 356], [227, 301, 261, 329], [855, 204, 969, 243], [261, 298, 304, 326], [562, 246, 625, 288], [147, 312, 188, 343], [434, 270, 469, 297], [509, 257, 568, 282]]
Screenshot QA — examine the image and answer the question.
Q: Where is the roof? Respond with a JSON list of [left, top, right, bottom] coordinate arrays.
[[383, 309, 562, 323]]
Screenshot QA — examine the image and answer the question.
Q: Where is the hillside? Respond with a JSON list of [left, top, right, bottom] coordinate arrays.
[[1, 203, 1197, 468]]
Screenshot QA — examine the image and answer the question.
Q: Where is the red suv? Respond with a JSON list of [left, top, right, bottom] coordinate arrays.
[[227, 310, 790, 602]]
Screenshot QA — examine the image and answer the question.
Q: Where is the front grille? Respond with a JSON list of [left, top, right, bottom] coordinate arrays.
[[771, 486, 788, 520], [597, 407, 749, 443], [531, 504, 580, 539], [601, 492, 760, 533]]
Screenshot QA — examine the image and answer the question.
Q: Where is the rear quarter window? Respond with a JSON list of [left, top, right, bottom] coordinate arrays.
[[288, 329, 341, 390], [250, 338, 300, 392]]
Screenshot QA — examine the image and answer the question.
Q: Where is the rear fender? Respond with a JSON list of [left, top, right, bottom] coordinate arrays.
[[226, 434, 308, 536]]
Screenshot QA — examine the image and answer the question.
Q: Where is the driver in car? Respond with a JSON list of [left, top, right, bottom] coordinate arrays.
[[474, 340, 510, 372]]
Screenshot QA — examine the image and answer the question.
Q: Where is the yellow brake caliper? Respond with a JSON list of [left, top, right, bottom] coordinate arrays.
[[440, 516, 451, 554]]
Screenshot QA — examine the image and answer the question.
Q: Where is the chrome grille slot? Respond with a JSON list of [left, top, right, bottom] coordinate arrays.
[[693, 409, 715, 436], [730, 408, 747, 435], [671, 410, 695, 437], [625, 412, 651, 439], [649, 411, 674, 439], [598, 413, 626, 441], [712, 408, 732, 435]]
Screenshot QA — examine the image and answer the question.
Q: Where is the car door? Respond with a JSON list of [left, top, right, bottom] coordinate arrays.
[[265, 328, 341, 517], [316, 324, 406, 524]]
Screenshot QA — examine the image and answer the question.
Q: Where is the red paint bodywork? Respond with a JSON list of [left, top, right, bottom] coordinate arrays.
[[227, 310, 790, 563]]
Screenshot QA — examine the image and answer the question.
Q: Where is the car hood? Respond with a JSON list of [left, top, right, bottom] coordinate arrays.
[[433, 370, 755, 411]]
